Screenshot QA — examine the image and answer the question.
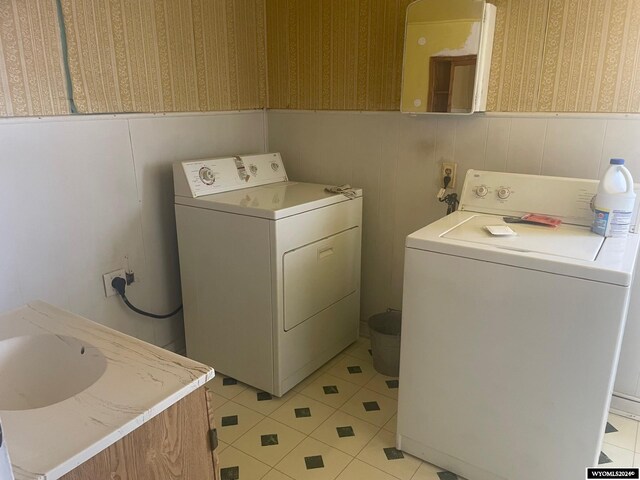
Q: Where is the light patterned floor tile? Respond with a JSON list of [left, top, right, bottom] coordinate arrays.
[[234, 385, 296, 415], [411, 461, 462, 479], [207, 373, 249, 400], [309, 410, 381, 457], [233, 417, 306, 467], [263, 469, 295, 480], [299, 373, 361, 409], [364, 373, 399, 400], [636, 423, 640, 452], [292, 368, 325, 393], [356, 430, 422, 480], [382, 414, 397, 434], [218, 440, 229, 454], [604, 413, 639, 451], [269, 393, 336, 434], [319, 353, 349, 373], [214, 400, 265, 444], [206, 389, 230, 411], [218, 445, 271, 480], [275, 437, 353, 480], [336, 459, 397, 480], [635, 452, 640, 467], [325, 354, 377, 386], [343, 337, 373, 362], [600, 443, 635, 468], [339, 387, 397, 427]]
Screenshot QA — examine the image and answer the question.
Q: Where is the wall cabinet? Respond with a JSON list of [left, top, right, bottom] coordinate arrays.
[[61, 387, 218, 480]]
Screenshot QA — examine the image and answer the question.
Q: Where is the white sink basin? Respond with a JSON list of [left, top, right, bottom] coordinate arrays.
[[0, 334, 107, 410]]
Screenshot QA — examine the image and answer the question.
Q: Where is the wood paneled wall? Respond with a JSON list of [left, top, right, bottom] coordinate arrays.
[[3, 0, 640, 116], [266, 0, 412, 111], [60, 0, 266, 113], [486, 0, 549, 112], [488, 0, 640, 112], [0, 0, 69, 116], [267, 0, 640, 113]]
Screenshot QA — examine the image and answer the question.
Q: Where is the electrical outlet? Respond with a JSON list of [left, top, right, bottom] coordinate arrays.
[[103, 269, 126, 297], [441, 162, 457, 189]]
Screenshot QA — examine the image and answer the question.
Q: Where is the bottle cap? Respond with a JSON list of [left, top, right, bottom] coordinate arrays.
[[610, 158, 625, 165]]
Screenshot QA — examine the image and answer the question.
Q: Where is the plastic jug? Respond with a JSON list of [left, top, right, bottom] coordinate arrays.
[[592, 158, 635, 237]]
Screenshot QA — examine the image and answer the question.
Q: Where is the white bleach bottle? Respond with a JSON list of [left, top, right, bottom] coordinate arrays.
[[592, 158, 635, 237]]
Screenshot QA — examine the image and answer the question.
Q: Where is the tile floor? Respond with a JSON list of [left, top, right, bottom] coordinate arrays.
[[207, 336, 640, 479]]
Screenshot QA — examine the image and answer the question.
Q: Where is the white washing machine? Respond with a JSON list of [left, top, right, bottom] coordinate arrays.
[[397, 170, 640, 480], [173, 153, 362, 396], [612, 270, 640, 417]]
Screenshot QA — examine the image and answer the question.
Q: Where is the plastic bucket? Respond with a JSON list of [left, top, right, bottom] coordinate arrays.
[[368, 310, 402, 377]]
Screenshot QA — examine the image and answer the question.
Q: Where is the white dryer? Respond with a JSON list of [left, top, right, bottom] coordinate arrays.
[[173, 153, 362, 396], [397, 170, 640, 480]]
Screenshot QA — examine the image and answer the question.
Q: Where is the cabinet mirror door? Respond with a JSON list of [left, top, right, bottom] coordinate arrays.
[[401, 0, 495, 114]]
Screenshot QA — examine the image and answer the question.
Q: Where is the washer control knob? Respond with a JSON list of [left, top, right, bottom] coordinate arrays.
[[475, 185, 488, 197], [498, 187, 511, 199], [199, 167, 215, 185], [249, 164, 258, 175], [271, 162, 280, 171]]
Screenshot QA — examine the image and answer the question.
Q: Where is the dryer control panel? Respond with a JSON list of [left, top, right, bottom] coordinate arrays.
[[174, 153, 288, 198]]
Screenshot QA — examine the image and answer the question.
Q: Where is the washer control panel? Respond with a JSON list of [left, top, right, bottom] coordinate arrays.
[[460, 169, 600, 226], [179, 153, 288, 198]]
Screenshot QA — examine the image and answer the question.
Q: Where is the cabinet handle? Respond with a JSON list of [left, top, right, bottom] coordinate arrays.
[[209, 428, 218, 451]]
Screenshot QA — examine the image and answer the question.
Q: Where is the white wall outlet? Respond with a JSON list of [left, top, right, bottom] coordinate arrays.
[[103, 269, 126, 297], [441, 162, 457, 189]]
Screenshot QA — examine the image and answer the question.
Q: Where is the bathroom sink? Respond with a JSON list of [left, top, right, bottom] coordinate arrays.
[[0, 334, 107, 410]]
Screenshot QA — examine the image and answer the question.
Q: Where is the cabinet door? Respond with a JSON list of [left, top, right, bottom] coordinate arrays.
[[206, 388, 220, 480], [61, 388, 216, 480]]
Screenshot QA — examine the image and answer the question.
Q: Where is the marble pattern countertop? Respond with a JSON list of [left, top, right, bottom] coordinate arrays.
[[0, 301, 215, 480]]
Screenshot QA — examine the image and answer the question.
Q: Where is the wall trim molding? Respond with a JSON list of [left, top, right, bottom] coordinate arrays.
[[481, 112, 640, 120], [0, 109, 267, 126], [266, 109, 640, 120]]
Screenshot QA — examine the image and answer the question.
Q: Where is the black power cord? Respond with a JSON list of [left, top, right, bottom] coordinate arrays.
[[439, 172, 459, 215], [443, 173, 452, 190], [111, 277, 183, 319], [439, 192, 459, 215]]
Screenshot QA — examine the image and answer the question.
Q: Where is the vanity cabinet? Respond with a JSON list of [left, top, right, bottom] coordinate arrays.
[[61, 386, 218, 480]]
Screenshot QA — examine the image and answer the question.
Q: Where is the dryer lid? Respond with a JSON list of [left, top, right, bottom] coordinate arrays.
[[174, 181, 362, 219]]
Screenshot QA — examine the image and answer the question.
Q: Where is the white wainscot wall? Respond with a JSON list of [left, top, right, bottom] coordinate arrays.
[[3, 109, 640, 349], [0, 110, 266, 350], [267, 110, 640, 321]]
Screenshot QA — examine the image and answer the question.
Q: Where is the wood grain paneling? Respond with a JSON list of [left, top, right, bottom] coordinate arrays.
[[268, 0, 640, 113], [537, 0, 640, 112], [205, 388, 220, 480], [4, 0, 640, 116], [0, 0, 69, 116], [266, 0, 411, 110], [60, 0, 266, 113], [486, 0, 549, 111], [61, 388, 215, 480], [484, 0, 640, 112]]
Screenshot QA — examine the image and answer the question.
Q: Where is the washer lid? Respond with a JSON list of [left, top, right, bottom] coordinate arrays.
[[174, 181, 362, 219], [443, 214, 604, 261], [406, 211, 640, 286]]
